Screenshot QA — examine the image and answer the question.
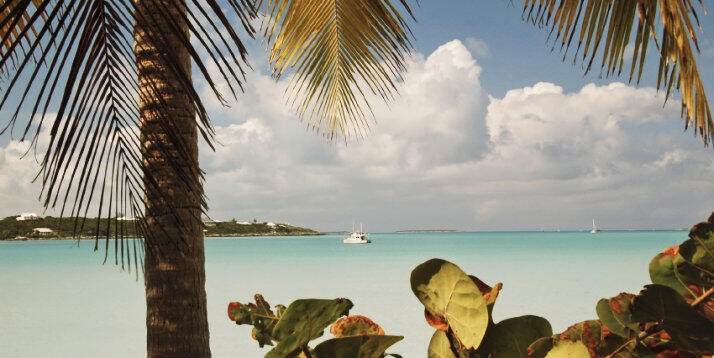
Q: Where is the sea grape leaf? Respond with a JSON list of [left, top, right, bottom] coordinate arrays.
[[543, 340, 590, 358], [543, 320, 629, 357], [228, 294, 281, 347], [251, 326, 274, 347], [425, 309, 449, 331], [649, 248, 714, 320], [526, 337, 554, 358], [639, 326, 677, 353], [468, 275, 503, 316], [313, 334, 403, 358], [649, 249, 712, 295], [423, 278, 501, 331], [428, 330, 457, 358], [487, 315, 552, 358], [330, 315, 385, 338], [446, 330, 487, 358], [266, 298, 353, 357], [632, 284, 714, 354], [559, 320, 618, 356], [596, 299, 632, 338], [485, 283, 503, 307], [411, 259, 489, 349], [680, 219, 714, 277], [608, 293, 640, 332]]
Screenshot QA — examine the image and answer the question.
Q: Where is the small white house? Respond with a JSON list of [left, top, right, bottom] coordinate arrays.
[[32, 228, 54, 236], [202, 217, 222, 227], [116, 216, 136, 221], [16, 213, 40, 221], [266, 222, 277, 228], [238, 221, 251, 225]]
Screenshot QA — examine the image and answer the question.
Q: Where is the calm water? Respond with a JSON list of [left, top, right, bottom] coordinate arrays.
[[0, 231, 686, 357]]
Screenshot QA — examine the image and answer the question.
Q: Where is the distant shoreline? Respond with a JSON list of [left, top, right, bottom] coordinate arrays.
[[0, 215, 323, 241], [2, 232, 326, 241]]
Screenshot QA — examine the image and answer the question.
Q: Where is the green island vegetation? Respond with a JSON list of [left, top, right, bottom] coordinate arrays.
[[204, 220, 321, 237], [228, 212, 714, 358], [0, 216, 320, 240]]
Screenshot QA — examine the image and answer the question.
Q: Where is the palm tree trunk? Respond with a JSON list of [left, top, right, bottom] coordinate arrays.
[[134, 0, 210, 356]]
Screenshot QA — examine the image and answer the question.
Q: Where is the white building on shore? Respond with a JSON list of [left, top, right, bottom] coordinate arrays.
[[16, 213, 40, 221], [32, 228, 54, 236]]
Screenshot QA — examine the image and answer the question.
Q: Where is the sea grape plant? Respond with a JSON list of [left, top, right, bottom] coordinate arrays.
[[227, 294, 403, 357], [410, 212, 714, 358], [230, 212, 714, 357], [411, 258, 553, 358]]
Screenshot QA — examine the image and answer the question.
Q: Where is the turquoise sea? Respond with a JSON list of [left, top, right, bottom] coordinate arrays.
[[0, 231, 687, 357]]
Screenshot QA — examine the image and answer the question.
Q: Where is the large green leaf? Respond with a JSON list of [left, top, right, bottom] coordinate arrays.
[[313, 335, 403, 358], [632, 284, 714, 354], [428, 330, 457, 358], [543, 340, 590, 358], [680, 219, 714, 276], [411, 259, 489, 349], [596, 299, 632, 338], [526, 337, 555, 358], [487, 315, 552, 358], [650, 249, 713, 299], [266, 298, 353, 357], [608, 293, 639, 331]]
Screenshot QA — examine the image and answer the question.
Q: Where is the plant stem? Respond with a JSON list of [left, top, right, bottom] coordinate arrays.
[[691, 286, 714, 307], [606, 286, 714, 358], [251, 313, 279, 320]]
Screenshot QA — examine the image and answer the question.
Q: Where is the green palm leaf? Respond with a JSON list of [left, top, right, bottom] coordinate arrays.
[[259, 0, 414, 140], [0, 0, 255, 267], [523, 0, 712, 145]]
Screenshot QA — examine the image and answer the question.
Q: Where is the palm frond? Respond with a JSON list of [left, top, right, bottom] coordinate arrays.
[[0, 0, 255, 269], [259, 0, 415, 140], [0, 0, 46, 76], [523, 0, 712, 145]]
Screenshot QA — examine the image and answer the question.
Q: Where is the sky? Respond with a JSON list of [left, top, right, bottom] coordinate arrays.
[[1, 1, 714, 231]]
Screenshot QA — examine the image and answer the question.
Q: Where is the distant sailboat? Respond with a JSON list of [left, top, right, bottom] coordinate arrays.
[[590, 219, 600, 234]]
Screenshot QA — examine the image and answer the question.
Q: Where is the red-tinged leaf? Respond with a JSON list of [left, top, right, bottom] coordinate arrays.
[[424, 309, 449, 331], [228, 302, 241, 321], [330, 315, 385, 338]]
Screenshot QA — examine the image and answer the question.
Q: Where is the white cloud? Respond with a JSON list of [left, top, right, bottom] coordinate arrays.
[[464, 37, 491, 59], [0, 138, 45, 216], [194, 39, 714, 230], [2, 39, 713, 231]]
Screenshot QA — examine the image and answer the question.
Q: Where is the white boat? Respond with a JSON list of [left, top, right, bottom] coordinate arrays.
[[343, 223, 371, 244], [590, 219, 600, 234]]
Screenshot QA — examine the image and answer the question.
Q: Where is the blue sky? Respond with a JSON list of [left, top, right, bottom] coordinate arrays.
[[411, 1, 714, 96], [1, 2, 714, 231]]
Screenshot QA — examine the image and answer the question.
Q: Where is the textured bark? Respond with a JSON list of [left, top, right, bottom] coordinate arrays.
[[134, 0, 210, 356]]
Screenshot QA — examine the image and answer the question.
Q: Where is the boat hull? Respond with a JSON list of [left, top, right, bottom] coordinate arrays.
[[342, 239, 371, 244]]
